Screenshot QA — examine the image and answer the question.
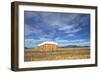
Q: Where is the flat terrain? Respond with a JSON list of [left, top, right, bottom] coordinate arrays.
[[24, 48, 90, 61]]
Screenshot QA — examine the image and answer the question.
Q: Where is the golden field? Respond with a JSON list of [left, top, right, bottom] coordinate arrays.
[[24, 44, 90, 61]]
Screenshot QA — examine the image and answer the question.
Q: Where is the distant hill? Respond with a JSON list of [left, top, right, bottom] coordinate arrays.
[[59, 45, 90, 48]]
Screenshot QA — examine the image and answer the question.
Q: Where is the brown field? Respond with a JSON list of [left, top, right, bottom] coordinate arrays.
[[24, 44, 90, 61]]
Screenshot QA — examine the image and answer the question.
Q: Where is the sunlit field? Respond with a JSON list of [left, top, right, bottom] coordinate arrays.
[[24, 44, 90, 61]]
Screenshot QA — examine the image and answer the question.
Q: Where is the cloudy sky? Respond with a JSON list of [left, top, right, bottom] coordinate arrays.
[[24, 11, 90, 48]]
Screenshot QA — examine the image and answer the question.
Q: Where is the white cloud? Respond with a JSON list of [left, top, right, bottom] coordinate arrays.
[[70, 39, 86, 42], [39, 37, 51, 41], [58, 25, 75, 30], [56, 39, 89, 43], [67, 34, 75, 37], [63, 28, 82, 33]]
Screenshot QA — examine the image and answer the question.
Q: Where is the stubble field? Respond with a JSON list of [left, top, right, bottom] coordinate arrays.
[[24, 47, 90, 61]]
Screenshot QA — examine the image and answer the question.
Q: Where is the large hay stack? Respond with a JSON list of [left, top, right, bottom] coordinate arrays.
[[38, 44, 58, 51], [36, 41, 58, 51]]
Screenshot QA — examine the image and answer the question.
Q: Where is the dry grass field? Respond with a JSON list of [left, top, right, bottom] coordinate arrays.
[[24, 44, 90, 61]]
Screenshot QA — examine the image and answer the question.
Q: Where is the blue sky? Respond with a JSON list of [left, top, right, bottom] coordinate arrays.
[[24, 11, 90, 48]]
